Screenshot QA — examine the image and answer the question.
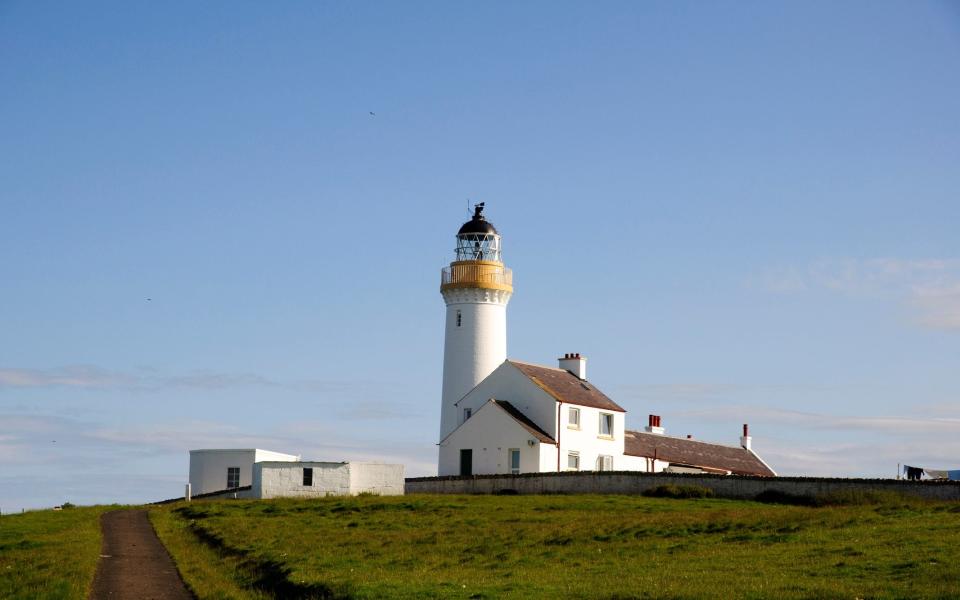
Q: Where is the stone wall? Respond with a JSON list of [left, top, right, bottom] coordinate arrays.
[[255, 462, 352, 499], [405, 471, 960, 501]]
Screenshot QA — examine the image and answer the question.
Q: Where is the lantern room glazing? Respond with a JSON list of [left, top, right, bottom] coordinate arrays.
[[454, 203, 502, 263]]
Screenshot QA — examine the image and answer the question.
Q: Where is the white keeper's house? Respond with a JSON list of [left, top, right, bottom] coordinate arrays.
[[437, 205, 775, 478]]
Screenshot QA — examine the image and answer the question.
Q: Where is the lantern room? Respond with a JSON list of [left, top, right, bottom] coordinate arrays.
[[440, 203, 512, 293], [455, 203, 502, 262]]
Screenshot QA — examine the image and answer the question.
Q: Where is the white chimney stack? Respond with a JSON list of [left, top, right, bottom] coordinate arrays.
[[740, 423, 752, 450], [558, 353, 587, 380], [644, 414, 664, 435]]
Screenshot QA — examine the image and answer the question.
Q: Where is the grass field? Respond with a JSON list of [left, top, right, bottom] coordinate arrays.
[[152, 492, 960, 599], [0, 505, 109, 600]]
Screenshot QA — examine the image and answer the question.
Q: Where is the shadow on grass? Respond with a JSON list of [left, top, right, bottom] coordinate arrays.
[[642, 485, 715, 499], [754, 489, 930, 508], [175, 506, 354, 600]]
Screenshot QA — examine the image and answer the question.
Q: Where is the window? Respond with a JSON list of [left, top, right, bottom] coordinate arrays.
[[509, 449, 520, 475], [568, 407, 580, 429], [227, 467, 240, 489], [303, 467, 313, 486], [567, 451, 580, 471], [599, 413, 614, 437], [463, 407, 472, 422], [596, 455, 613, 471], [456, 310, 462, 327]]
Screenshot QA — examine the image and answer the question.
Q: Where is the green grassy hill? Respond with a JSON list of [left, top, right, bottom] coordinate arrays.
[[150, 492, 960, 600], [0, 505, 110, 600]]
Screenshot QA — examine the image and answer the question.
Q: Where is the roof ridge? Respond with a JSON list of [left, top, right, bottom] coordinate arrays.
[[506, 358, 570, 373], [508, 360, 626, 413], [625, 429, 748, 452]]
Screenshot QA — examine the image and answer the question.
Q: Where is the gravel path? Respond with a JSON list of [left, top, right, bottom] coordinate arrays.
[[88, 509, 193, 600]]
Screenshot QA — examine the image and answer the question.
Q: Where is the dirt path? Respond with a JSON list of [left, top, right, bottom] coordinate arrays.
[[88, 509, 193, 600]]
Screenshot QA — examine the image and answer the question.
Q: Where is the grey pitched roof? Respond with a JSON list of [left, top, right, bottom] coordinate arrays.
[[624, 430, 776, 477], [493, 400, 556, 445], [508, 360, 626, 413]]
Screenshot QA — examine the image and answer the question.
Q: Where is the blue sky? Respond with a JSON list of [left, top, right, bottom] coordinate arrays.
[[1, 1, 959, 509]]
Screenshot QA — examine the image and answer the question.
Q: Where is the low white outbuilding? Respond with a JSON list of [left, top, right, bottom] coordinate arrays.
[[188, 448, 300, 496], [253, 461, 405, 498], [187, 449, 405, 499]]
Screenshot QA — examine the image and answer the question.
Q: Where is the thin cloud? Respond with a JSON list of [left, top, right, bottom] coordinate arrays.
[[911, 283, 960, 330], [0, 365, 280, 391], [0, 366, 133, 389], [678, 405, 960, 435], [0, 414, 436, 478], [335, 400, 422, 420], [758, 257, 960, 331], [761, 437, 960, 477]]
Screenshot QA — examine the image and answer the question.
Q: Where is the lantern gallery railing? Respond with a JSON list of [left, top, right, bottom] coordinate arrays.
[[441, 262, 513, 291]]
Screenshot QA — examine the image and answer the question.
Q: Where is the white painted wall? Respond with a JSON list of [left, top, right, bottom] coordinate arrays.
[[253, 462, 405, 498], [439, 287, 511, 443], [443, 363, 663, 475], [456, 361, 559, 440], [439, 400, 553, 476], [349, 463, 405, 495], [255, 462, 350, 498], [189, 449, 298, 495], [539, 441, 560, 472], [558, 404, 625, 472], [254, 449, 302, 463], [619, 453, 665, 472]]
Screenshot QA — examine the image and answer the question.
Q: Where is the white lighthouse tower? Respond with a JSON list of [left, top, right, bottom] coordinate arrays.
[[439, 203, 513, 443]]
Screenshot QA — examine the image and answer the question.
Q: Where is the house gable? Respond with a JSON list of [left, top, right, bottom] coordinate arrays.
[[438, 399, 556, 476], [456, 361, 560, 439]]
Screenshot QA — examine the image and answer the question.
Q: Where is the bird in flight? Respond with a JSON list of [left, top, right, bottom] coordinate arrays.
[[369, 111, 376, 116]]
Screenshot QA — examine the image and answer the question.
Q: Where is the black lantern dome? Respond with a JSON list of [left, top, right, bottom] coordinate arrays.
[[458, 203, 499, 235], [454, 203, 502, 262]]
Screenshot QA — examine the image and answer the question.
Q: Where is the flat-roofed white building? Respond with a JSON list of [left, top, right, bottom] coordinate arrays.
[[188, 448, 299, 496]]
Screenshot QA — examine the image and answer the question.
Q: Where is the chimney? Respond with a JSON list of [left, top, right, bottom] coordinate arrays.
[[740, 423, 752, 450], [558, 353, 587, 380], [644, 414, 664, 435]]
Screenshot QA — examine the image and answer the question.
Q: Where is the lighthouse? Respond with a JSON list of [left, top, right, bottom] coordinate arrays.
[[439, 203, 513, 442]]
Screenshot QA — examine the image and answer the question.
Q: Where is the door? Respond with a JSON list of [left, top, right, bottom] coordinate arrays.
[[459, 449, 473, 476], [509, 449, 520, 474]]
